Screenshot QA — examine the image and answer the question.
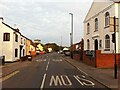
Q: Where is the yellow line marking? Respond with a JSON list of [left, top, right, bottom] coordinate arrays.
[[0, 70, 20, 82]]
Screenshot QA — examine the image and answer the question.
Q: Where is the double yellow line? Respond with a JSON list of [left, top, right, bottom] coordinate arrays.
[[0, 70, 20, 82]]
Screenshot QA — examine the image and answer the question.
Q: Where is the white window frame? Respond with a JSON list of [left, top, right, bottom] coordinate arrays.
[[105, 12, 110, 27], [105, 35, 110, 51], [95, 18, 98, 31]]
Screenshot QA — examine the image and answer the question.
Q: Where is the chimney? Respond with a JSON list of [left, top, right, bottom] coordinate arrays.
[[0, 17, 4, 23], [14, 24, 20, 32], [15, 28, 20, 32]]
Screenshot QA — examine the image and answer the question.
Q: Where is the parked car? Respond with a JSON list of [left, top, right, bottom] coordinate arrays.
[[27, 55, 32, 61], [40, 51, 45, 54], [64, 50, 70, 56], [36, 51, 40, 55]]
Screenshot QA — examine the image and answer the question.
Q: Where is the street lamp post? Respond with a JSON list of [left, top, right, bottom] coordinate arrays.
[[69, 13, 73, 59]]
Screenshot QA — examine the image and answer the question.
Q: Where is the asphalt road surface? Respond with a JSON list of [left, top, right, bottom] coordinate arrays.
[[2, 53, 110, 90]]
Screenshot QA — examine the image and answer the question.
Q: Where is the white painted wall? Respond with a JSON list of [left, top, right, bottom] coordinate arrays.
[[0, 18, 3, 56], [13, 32, 21, 61], [20, 36, 26, 57], [1, 21, 20, 62], [30, 45, 35, 52], [2, 23, 14, 62], [84, 1, 120, 53], [118, 3, 120, 53]]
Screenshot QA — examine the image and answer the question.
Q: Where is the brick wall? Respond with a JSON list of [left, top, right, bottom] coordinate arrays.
[[96, 50, 120, 68], [83, 51, 96, 67], [73, 54, 80, 61], [82, 50, 120, 68]]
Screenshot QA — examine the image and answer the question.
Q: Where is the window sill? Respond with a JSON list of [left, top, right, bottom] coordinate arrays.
[[104, 49, 110, 51], [86, 33, 90, 35], [104, 25, 110, 29], [94, 30, 98, 32], [3, 41, 10, 42]]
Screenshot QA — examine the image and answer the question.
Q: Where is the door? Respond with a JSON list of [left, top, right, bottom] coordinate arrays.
[[94, 39, 98, 50]]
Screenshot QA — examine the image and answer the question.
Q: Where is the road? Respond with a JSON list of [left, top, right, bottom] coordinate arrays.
[[2, 53, 109, 89]]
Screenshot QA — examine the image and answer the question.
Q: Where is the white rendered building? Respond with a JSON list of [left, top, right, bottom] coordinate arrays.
[[84, 0, 120, 54]]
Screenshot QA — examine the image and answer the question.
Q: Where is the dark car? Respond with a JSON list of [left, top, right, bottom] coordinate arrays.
[[27, 55, 32, 61]]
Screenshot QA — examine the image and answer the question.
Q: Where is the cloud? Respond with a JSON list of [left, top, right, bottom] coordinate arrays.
[[0, 0, 93, 46]]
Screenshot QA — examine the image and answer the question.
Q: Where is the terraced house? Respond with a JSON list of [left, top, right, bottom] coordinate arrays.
[[84, 0, 120, 68], [0, 18, 21, 62], [0, 17, 33, 62]]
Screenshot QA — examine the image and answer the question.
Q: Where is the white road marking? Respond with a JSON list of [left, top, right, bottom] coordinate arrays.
[[36, 60, 40, 62], [81, 75, 86, 78], [74, 75, 84, 86], [40, 73, 47, 89], [48, 61, 50, 65], [36, 59, 46, 62], [61, 75, 72, 86], [74, 75, 95, 86], [52, 59, 63, 62], [60, 59, 63, 61], [44, 59, 46, 61], [46, 65, 48, 71], [49, 75, 62, 86], [0, 70, 20, 82], [77, 68, 88, 76], [49, 75, 72, 86]]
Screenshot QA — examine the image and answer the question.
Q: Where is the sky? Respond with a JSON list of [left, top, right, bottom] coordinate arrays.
[[0, 0, 93, 46]]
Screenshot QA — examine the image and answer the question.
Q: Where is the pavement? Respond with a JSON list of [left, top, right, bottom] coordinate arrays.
[[62, 55, 119, 90], [0, 60, 32, 78]]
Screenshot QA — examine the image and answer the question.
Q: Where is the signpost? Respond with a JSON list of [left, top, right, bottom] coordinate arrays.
[[113, 16, 117, 79]]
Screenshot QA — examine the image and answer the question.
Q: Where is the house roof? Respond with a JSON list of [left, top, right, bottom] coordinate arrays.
[[0, 17, 3, 20], [2, 22, 22, 36], [2, 20, 31, 40], [83, 0, 119, 23]]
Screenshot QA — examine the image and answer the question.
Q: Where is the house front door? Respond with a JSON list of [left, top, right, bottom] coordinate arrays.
[[94, 39, 98, 50], [19, 46, 23, 59]]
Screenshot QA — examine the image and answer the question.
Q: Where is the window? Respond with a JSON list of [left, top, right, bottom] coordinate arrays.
[[24, 39, 25, 45], [87, 23, 90, 34], [105, 35, 110, 51], [99, 40, 102, 48], [95, 18, 98, 31], [3, 33, 10, 41], [15, 34, 18, 42], [105, 12, 110, 27], [87, 39, 90, 50], [21, 38, 23, 44], [15, 49, 18, 57]]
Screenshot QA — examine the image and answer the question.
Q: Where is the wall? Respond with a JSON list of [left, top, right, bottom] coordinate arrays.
[[26, 39, 31, 56], [20, 36, 26, 58], [118, 3, 120, 53], [84, 2, 116, 54], [2, 23, 13, 62], [13, 32, 21, 61], [0, 19, 3, 56], [73, 54, 80, 61], [82, 50, 120, 68], [83, 51, 96, 67], [96, 50, 120, 68]]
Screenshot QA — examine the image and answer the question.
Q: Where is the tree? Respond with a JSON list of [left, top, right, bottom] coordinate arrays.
[[44, 43, 60, 52]]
